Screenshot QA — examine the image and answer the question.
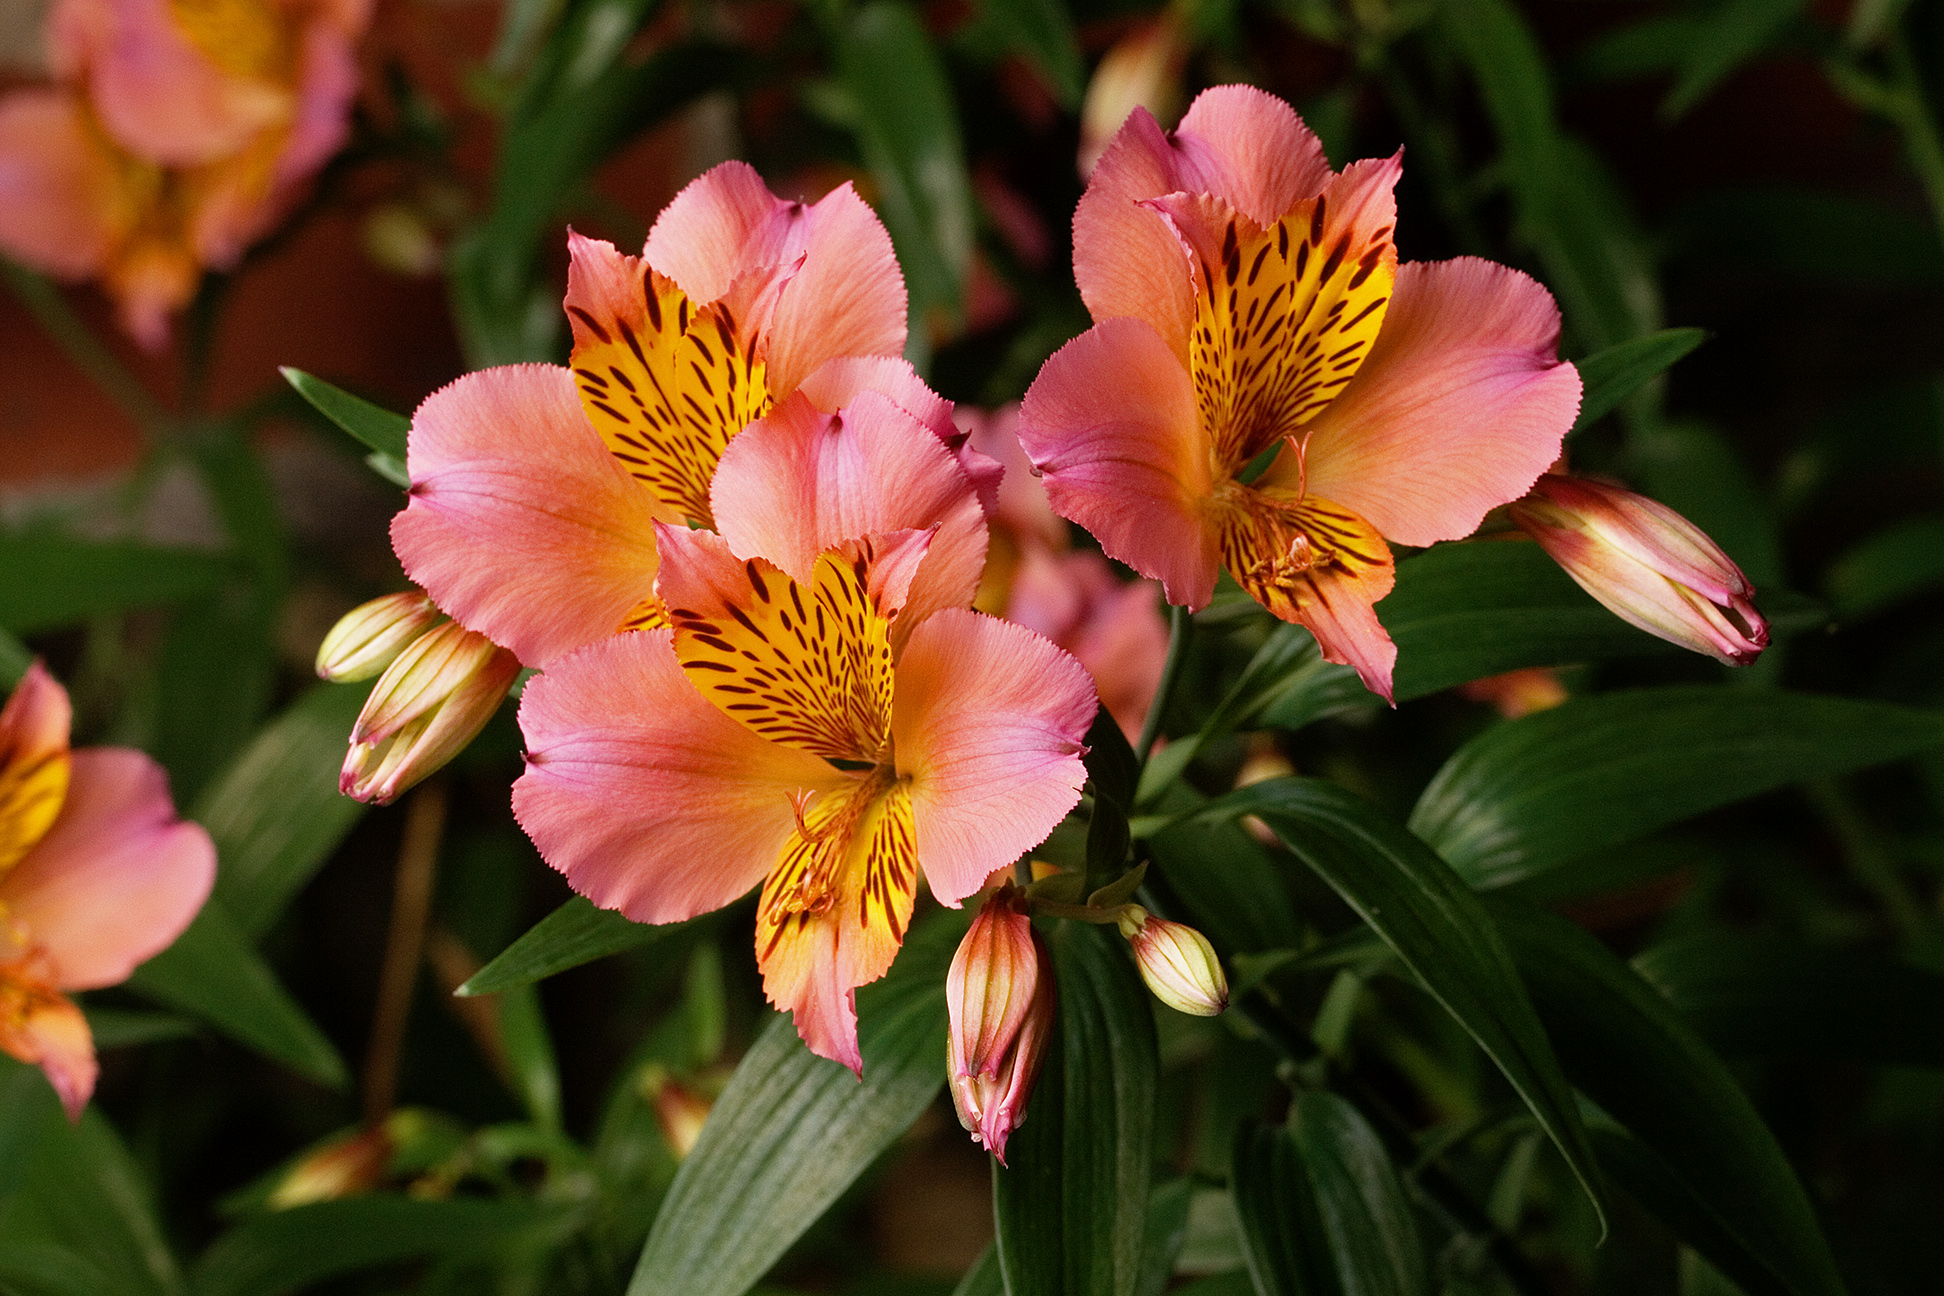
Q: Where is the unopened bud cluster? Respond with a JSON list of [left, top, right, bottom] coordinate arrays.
[[319, 594, 520, 804]]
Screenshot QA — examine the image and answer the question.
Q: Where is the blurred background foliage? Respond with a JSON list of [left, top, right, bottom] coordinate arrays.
[[2, 0, 1944, 1289]]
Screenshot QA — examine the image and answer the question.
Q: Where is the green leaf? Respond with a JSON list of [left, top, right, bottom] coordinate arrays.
[[279, 367, 410, 460], [1192, 779, 1606, 1232], [1288, 1092, 1427, 1296], [627, 910, 963, 1296], [1661, 0, 1809, 119], [197, 683, 369, 937], [0, 629, 30, 687], [995, 922, 1158, 1296], [1140, 1177, 1196, 1296], [0, 1102, 182, 1296], [1825, 514, 1944, 618], [1149, 809, 1301, 955], [1634, 933, 1944, 1066], [128, 899, 348, 1088], [953, 1244, 1004, 1296], [0, 1059, 60, 1199], [191, 1198, 570, 1296], [838, 2, 974, 367], [1629, 419, 1782, 587], [1232, 1119, 1336, 1296], [1490, 900, 1847, 1296], [0, 534, 228, 634], [496, 982, 563, 1131], [84, 1008, 198, 1049], [459, 896, 684, 997], [1409, 686, 1944, 890], [1571, 329, 1708, 433], [1086, 706, 1138, 883]]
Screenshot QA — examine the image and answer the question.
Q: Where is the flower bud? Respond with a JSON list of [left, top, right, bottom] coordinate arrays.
[[268, 1123, 396, 1209], [947, 888, 1056, 1164], [316, 592, 444, 682], [341, 622, 520, 804], [1118, 907, 1228, 1016], [1510, 475, 1768, 666], [1078, 16, 1187, 178], [639, 1063, 714, 1160]]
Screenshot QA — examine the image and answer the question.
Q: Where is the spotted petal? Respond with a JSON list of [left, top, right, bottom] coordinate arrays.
[[0, 664, 71, 881], [513, 630, 846, 925], [756, 780, 918, 1073]]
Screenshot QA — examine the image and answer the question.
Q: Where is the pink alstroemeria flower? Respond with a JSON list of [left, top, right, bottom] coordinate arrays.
[[0, 0, 372, 348], [513, 393, 1096, 1072], [0, 664, 215, 1118], [390, 164, 982, 672], [964, 406, 1168, 743], [1017, 85, 1582, 701]]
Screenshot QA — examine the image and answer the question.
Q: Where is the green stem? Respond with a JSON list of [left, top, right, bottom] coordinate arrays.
[[1136, 603, 1193, 764], [2, 260, 173, 434], [1804, 778, 1926, 940]]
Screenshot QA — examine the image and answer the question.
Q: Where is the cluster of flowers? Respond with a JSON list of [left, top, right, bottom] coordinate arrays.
[[0, 0, 370, 348], [312, 86, 1766, 1158]]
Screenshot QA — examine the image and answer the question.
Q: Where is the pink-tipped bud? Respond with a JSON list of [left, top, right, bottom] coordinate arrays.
[[639, 1064, 714, 1160], [1510, 474, 1769, 667], [315, 592, 444, 682], [947, 888, 1056, 1164], [1078, 17, 1187, 178], [341, 622, 520, 804], [1118, 907, 1228, 1016], [267, 1123, 396, 1209]]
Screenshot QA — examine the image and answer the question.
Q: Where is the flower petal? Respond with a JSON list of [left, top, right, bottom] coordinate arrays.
[[565, 231, 767, 528], [1297, 257, 1582, 547], [0, 987, 96, 1121], [1071, 106, 1197, 358], [57, 0, 292, 167], [642, 160, 793, 305], [1171, 84, 1334, 227], [710, 389, 989, 643], [763, 182, 909, 396], [1007, 550, 1167, 745], [513, 630, 844, 925], [0, 663, 72, 880], [1016, 317, 1220, 608], [961, 404, 1068, 552], [0, 749, 214, 991], [891, 608, 1094, 907], [660, 525, 906, 764], [0, 92, 130, 279], [756, 782, 918, 1073], [391, 364, 663, 667]]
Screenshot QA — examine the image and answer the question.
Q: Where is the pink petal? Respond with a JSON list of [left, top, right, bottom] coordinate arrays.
[[797, 355, 955, 439], [891, 609, 1095, 906], [1304, 569, 1400, 703], [1071, 107, 1197, 359], [0, 749, 214, 992], [513, 631, 846, 925], [0, 91, 129, 279], [0, 990, 96, 1121], [1171, 85, 1334, 227], [1015, 316, 1220, 608], [710, 389, 989, 643], [0, 663, 72, 772], [62, 0, 292, 167], [1297, 257, 1582, 548], [1033, 555, 1169, 745], [642, 161, 792, 305], [1071, 86, 1333, 350], [762, 182, 909, 396], [391, 365, 664, 668], [962, 405, 1068, 552]]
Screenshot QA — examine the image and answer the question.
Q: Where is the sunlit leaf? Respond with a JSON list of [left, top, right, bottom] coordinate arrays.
[[459, 896, 687, 997], [279, 367, 410, 460], [1410, 686, 1944, 889]]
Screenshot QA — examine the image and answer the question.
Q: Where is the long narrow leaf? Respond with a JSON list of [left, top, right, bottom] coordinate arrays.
[[459, 896, 685, 997]]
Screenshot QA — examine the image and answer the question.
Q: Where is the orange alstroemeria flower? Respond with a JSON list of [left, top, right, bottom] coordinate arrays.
[[0, 664, 214, 1118], [0, 0, 371, 347], [1017, 85, 1583, 700]]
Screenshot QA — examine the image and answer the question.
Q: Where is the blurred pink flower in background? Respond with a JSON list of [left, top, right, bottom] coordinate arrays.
[[0, 664, 214, 1118], [0, 0, 373, 347], [963, 405, 1168, 743]]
